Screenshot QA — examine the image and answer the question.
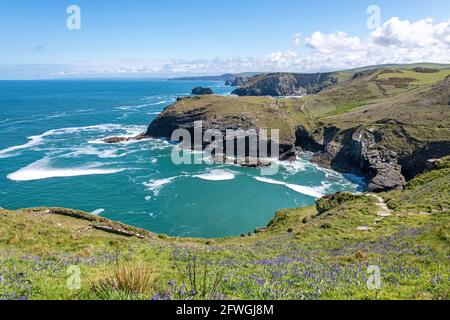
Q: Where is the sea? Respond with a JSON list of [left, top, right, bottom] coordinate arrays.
[[0, 80, 364, 237]]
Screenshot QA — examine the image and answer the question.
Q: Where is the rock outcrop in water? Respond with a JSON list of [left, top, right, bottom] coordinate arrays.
[[192, 87, 214, 95], [103, 133, 147, 144]]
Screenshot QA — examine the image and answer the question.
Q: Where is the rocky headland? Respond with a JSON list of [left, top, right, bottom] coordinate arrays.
[[144, 67, 450, 192]]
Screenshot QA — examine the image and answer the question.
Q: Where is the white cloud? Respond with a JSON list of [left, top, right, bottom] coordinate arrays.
[[305, 31, 364, 53], [266, 50, 298, 67], [276, 17, 450, 72], [371, 17, 449, 48]]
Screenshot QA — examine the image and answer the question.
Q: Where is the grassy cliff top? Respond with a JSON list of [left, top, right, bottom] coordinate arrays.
[[1, 157, 449, 300], [153, 95, 312, 143]]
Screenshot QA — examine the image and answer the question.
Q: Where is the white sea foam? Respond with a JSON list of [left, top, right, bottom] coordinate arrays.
[[84, 125, 146, 145], [193, 169, 236, 181], [0, 124, 129, 158], [0, 135, 45, 158], [278, 159, 308, 174], [114, 103, 153, 111], [151, 100, 172, 105], [64, 146, 123, 159], [91, 208, 105, 215], [115, 99, 171, 111], [7, 157, 126, 181], [254, 177, 324, 198], [143, 177, 176, 196]]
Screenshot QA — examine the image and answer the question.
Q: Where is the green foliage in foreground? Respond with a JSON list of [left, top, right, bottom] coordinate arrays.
[[0, 159, 449, 300]]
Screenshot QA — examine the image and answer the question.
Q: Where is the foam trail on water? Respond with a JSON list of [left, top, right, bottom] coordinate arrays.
[[64, 146, 123, 159], [0, 135, 44, 158], [193, 169, 236, 181], [7, 158, 126, 181], [0, 124, 128, 158], [254, 177, 324, 198]]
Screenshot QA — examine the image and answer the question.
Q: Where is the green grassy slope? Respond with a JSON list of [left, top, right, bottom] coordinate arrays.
[[303, 68, 450, 119], [1, 158, 449, 300]]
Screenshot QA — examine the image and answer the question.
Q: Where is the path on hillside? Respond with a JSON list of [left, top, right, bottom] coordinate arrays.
[[357, 194, 393, 231], [370, 194, 393, 217]]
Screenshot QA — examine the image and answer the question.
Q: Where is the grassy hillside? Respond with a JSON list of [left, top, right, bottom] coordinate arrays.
[[303, 68, 450, 118], [1, 158, 449, 300]]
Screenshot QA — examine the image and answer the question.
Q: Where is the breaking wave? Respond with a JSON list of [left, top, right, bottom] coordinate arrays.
[[254, 177, 325, 198], [7, 157, 126, 181]]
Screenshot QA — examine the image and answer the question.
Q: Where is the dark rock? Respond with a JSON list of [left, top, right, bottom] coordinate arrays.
[[351, 128, 405, 192], [225, 80, 232, 86], [303, 124, 407, 192], [192, 87, 214, 95], [279, 149, 297, 161], [295, 127, 324, 152], [239, 157, 272, 168], [103, 133, 147, 144], [401, 142, 450, 179]]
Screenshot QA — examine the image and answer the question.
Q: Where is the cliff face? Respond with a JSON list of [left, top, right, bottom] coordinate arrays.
[[232, 72, 338, 96], [296, 75, 450, 191], [297, 124, 406, 192], [146, 96, 302, 159]]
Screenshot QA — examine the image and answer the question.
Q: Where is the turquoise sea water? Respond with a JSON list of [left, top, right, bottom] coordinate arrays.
[[0, 80, 364, 238]]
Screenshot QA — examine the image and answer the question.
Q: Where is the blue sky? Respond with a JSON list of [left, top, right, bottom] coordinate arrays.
[[0, 0, 449, 78]]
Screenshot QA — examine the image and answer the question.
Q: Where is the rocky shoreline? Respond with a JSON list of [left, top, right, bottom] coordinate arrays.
[[105, 70, 450, 193]]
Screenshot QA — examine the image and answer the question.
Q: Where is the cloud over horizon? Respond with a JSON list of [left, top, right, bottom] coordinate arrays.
[[2, 16, 450, 79]]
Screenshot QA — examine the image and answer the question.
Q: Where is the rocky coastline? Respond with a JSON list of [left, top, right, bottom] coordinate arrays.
[[107, 69, 450, 193]]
